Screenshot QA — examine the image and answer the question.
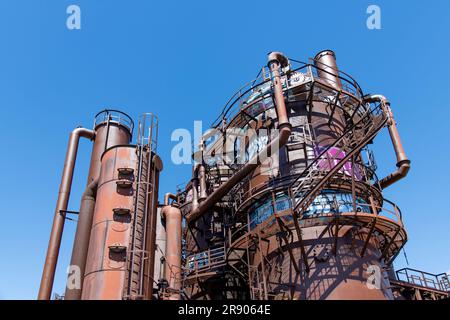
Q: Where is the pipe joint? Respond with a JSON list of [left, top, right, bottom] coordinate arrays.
[[367, 94, 410, 189]]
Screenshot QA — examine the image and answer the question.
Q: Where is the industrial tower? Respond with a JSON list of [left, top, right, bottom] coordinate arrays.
[[39, 51, 450, 300]]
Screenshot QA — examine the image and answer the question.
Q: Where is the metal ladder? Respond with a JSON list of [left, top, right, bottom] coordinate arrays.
[[124, 114, 158, 300]]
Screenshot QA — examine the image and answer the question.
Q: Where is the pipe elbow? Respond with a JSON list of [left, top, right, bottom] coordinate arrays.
[[268, 51, 289, 68], [164, 193, 178, 206], [365, 94, 410, 189], [72, 127, 95, 140], [380, 160, 411, 189], [364, 94, 389, 105]]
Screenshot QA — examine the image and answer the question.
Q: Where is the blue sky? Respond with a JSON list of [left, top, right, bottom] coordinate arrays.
[[0, 0, 449, 299]]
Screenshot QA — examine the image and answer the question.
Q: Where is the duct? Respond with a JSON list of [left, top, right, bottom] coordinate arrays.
[[38, 127, 95, 300], [64, 178, 99, 300], [366, 95, 410, 189], [186, 52, 292, 224], [164, 193, 178, 206], [313, 50, 343, 90], [161, 205, 182, 300]]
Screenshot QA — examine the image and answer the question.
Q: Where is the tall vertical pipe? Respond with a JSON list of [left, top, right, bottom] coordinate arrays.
[[268, 52, 290, 126], [161, 205, 182, 300], [64, 178, 98, 300], [38, 127, 95, 300]]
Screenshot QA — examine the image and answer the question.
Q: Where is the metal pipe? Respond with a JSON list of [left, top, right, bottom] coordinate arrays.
[[313, 50, 343, 90], [366, 95, 410, 189], [191, 173, 199, 212], [64, 178, 99, 300], [38, 127, 95, 300], [164, 193, 178, 206], [186, 52, 292, 224], [198, 164, 207, 201], [161, 205, 182, 300], [268, 51, 290, 125]]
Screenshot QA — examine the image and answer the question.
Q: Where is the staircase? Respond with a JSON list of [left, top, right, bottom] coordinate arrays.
[[289, 100, 388, 218]]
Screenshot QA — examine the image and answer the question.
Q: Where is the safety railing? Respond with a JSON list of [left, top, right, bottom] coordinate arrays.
[[94, 109, 134, 134], [137, 113, 158, 152], [184, 246, 227, 277], [298, 57, 364, 99], [229, 194, 403, 247], [231, 157, 381, 216], [210, 57, 364, 131], [396, 268, 450, 292]]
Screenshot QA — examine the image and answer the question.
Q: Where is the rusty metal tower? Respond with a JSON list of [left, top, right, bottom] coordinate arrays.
[[161, 51, 445, 300]]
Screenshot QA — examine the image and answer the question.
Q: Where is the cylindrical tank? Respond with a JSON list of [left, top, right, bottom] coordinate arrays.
[[82, 145, 137, 300], [314, 50, 343, 90], [161, 205, 182, 300], [87, 110, 133, 185], [66, 110, 133, 300]]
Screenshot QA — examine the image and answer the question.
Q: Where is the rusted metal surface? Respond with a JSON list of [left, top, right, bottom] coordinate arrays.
[[82, 146, 136, 300], [161, 205, 182, 300], [64, 178, 98, 300]]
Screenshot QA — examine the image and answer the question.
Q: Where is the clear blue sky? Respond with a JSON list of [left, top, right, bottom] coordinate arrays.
[[0, 0, 449, 299]]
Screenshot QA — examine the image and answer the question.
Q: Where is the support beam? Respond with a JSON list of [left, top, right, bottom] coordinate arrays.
[[276, 217, 300, 273], [380, 228, 401, 261], [292, 214, 310, 273], [360, 197, 379, 257]]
